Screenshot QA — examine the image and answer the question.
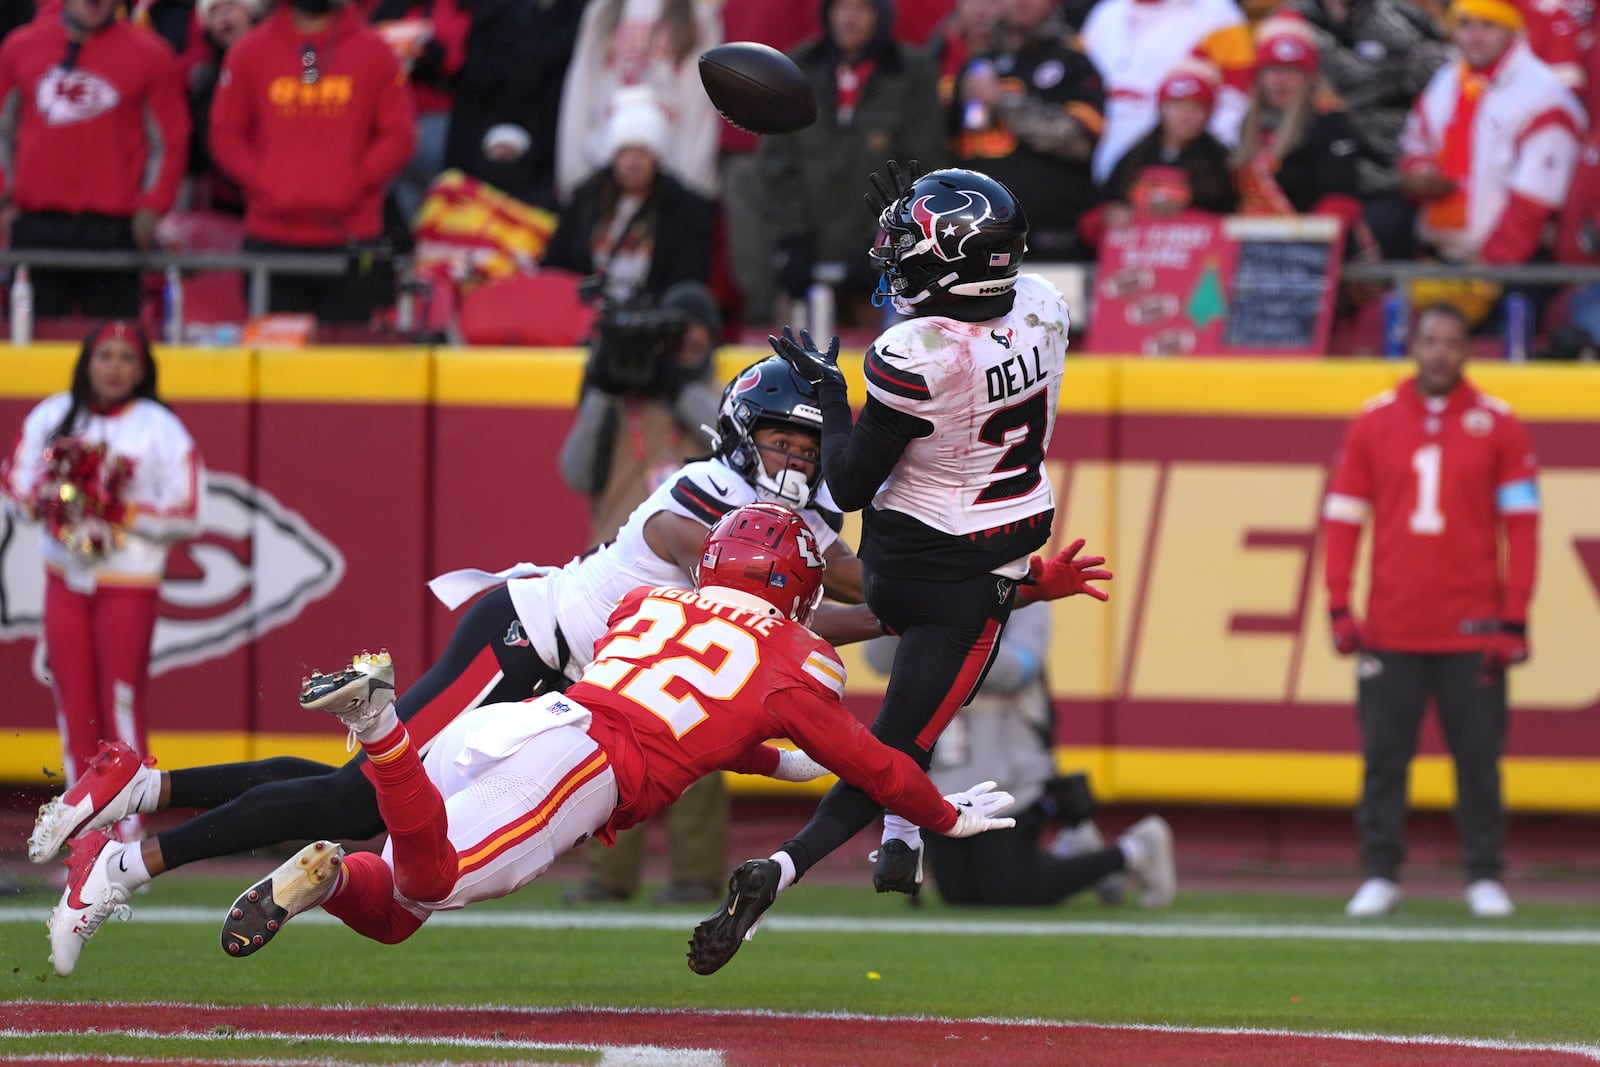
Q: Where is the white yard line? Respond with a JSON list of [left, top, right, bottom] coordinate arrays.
[[0, 1030, 722, 1067], [2, 904, 1596, 945]]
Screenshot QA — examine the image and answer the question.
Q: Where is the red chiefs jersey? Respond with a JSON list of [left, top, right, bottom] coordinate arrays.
[[0, 17, 189, 215], [210, 5, 415, 245], [1322, 377, 1539, 652], [571, 586, 959, 842]]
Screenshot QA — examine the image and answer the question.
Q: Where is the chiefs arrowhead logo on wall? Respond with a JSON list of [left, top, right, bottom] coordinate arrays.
[[0, 472, 344, 675]]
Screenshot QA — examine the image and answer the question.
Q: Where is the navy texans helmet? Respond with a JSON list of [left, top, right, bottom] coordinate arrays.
[[713, 357, 824, 509], [870, 168, 1028, 307]]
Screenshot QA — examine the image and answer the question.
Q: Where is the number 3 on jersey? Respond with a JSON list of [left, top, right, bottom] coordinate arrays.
[[976, 391, 1048, 504], [584, 597, 760, 736], [1409, 443, 1445, 535]]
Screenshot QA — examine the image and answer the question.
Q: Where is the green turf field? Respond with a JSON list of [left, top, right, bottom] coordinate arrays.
[[2, 872, 1596, 1051]]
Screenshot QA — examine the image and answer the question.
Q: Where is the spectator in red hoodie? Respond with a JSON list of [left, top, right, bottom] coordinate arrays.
[[209, 0, 415, 323], [0, 0, 190, 316]]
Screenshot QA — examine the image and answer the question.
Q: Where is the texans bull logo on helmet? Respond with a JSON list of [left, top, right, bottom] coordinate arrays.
[[730, 365, 763, 398], [908, 189, 994, 263]]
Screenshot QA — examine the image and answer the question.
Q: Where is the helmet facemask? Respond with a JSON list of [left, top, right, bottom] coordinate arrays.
[[712, 358, 825, 509]]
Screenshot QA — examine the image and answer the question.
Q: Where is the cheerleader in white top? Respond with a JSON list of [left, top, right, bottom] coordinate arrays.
[[2, 322, 204, 787]]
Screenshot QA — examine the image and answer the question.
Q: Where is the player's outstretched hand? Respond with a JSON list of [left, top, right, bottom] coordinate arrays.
[[769, 325, 843, 388], [1016, 539, 1112, 606], [865, 158, 921, 216], [943, 780, 1016, 838]]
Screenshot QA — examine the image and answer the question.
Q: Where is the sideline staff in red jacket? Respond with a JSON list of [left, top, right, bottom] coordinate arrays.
[[1321, 303, 1539, 921], [0, 0, 189, 316], [209, 0, 414, 322]]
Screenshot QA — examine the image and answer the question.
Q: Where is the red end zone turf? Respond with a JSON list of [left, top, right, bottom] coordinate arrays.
[[7, 1002, 1597, 1066]]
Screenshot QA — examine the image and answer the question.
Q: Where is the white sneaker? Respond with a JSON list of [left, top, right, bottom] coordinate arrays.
[[300, 651, 395, 745], [1465, 879, 1514, 918], [47, 831, 133, 977], [1345, 876, 1402, 917], [220, 840, 346, 958], [28, 740, 157, 864], [1119, 815, 1176, 909]]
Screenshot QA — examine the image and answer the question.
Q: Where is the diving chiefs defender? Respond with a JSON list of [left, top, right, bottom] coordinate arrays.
[[215, 504, 1016, 954], [689, 164, 1121, 976]]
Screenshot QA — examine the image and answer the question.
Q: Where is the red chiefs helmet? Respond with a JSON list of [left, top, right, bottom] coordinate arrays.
[[698, 503, 826, 626]]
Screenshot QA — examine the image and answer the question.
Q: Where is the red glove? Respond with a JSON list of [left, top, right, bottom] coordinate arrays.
[[1016, 539, 1112, 606], [1481, 621, 1530, 675], [1329, 608, 1363, 656]]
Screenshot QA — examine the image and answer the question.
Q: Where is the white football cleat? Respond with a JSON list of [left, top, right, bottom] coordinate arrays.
[[1465, 879, 1514, 918], [1345, 877, 1403, 917], [29, 740, 157, 865], [47, 831, 133, 977], [1119, 815, 1176, 909], [221, 840, 346, 958], [300, 650, 395, 745]]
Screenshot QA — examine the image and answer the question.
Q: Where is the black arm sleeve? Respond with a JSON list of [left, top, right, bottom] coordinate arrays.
[[817, 378, 932, 512]]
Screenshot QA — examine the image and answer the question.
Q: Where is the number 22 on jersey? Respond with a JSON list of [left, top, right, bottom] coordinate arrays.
[[583, 598, 760, 737]]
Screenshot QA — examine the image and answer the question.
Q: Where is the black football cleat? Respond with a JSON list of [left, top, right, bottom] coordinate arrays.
[[871, 839, 923, 896], [687, 859, 780, 975]]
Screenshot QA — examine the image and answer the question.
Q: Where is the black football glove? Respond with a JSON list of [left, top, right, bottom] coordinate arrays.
[[769, 325, 843, 388], [865, 158, 921, 217]]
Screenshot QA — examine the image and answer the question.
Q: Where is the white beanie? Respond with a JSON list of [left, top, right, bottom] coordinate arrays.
[[604, 87, 667, 160], [198, 0, 265, 19]]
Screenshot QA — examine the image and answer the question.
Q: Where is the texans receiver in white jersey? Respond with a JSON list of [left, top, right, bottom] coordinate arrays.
[[690, 165, 1121, 976]]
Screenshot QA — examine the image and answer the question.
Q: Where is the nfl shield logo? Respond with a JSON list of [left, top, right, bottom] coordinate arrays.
[[989, 252, 1011, 267]]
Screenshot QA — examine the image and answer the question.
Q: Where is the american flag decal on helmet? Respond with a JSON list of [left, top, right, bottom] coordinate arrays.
[[989, 252, 1011, 267]]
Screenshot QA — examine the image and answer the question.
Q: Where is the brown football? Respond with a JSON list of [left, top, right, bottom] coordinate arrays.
[[698, 42, 817, 135]]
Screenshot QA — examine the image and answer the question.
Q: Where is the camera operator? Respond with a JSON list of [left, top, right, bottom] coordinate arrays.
[[557, 278, 729, 906], [558, 280, 723, 544]]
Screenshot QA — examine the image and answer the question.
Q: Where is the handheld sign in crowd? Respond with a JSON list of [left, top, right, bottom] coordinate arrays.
[[1089, 214, 1344, 356]]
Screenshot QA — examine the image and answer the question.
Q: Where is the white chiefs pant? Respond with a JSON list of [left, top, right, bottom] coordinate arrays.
[[383, 694, 618, 917]]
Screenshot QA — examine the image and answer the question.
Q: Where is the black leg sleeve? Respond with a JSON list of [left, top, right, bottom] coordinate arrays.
[[157, 760, 382, 870], [165, 757, 338, 809]]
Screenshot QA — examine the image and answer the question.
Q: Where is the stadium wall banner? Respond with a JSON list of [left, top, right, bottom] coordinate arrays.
[[2, 347, 1597, 814]]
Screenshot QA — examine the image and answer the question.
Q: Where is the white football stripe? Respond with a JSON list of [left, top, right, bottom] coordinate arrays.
[[2, 905, 1597, 946]]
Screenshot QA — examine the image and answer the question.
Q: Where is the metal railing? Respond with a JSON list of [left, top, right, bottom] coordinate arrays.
[[8, 248, 1600, 352], [0, 248, 358, 323]]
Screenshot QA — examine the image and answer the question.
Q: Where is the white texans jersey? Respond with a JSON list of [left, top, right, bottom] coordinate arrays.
[[861, 273, 1068, 579], [507, 458, 842, 680]]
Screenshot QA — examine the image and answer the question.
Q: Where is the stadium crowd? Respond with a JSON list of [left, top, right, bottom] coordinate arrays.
[[1, 0, 1598, 354]]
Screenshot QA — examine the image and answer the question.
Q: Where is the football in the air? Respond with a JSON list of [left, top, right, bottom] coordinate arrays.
[[698, 42, 817, 135]]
